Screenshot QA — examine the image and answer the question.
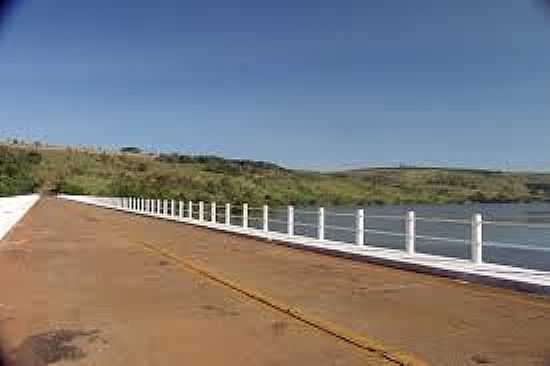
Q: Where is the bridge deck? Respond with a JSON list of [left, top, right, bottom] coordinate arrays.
[[1, 197, 550, 365]]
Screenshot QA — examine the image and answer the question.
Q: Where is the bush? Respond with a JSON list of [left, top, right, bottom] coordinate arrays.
[[120, 146, 142, 154], [0, 147, 42, 196]]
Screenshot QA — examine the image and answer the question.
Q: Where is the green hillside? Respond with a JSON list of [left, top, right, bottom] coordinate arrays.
[[1, 143, 549, 205]]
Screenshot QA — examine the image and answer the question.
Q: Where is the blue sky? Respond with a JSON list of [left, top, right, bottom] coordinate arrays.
[[0, 0, 549, 170]]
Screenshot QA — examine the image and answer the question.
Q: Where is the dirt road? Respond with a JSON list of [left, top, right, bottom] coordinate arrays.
[[1, 198, 550, 365]]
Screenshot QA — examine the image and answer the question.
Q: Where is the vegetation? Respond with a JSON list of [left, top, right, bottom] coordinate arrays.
[[120, 146, 142, 154], [1, 143, 550, 205], [0, 146, 42, 196]]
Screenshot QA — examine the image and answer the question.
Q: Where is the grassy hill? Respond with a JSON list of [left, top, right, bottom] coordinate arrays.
[[1, 143, 549, 205]]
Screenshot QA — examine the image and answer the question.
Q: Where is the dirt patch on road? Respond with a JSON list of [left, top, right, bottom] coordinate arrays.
[[15, 329, 102, 365]]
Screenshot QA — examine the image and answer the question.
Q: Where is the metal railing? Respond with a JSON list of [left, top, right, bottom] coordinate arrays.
[[118, 197, 550, 267]]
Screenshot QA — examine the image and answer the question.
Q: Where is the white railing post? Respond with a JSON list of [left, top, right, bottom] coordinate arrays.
[[364, 208, 367, 244], [356, 209, 365, 246], [243, 203, 249, 229], [406, 211, 416, 255], [188, 201, 193, 219], [199, 201, 204, 221], [288, 206, 294, 236], [171, 200, 175, 217], [163, 200, 168, 216], [318, 207, 325, 240], [178, 201, 183, 218], [225, 203, 231, 225], [263, 205, 269, 232], [471, 213, 483, 264], [211, 202, 216, 223], [157, 199, 161, 215]]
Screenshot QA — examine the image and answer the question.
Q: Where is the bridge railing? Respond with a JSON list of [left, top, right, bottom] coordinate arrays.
[[110, 196, 550, 268]]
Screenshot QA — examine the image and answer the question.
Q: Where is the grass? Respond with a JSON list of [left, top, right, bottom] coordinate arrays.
[[1, 143, 549, 205]]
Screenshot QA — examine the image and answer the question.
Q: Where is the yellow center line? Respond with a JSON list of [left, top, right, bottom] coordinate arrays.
[[139, 241, 429, 366]]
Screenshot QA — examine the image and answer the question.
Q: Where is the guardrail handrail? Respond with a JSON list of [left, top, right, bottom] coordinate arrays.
[[111, 197, 550, 269]]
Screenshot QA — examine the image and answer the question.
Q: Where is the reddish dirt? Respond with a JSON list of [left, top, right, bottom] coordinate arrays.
[[2, 197, 550, 365]]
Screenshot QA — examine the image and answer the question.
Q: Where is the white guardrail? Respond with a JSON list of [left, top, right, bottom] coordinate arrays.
[[60, 195, 550, 267]]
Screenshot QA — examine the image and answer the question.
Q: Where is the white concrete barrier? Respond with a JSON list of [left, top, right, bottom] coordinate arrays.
[[0, 194, 40, 241]]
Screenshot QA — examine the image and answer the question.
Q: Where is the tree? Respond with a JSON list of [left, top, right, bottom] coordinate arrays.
[[120, 146, 142, 154]]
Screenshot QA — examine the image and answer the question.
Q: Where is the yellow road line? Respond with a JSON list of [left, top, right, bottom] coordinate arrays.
[[139, 241, 428, 366]]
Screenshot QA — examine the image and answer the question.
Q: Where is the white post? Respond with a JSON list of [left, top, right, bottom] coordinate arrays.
[[471, 214, 483, 264], [225, 203, 231, 225], [406, 211, 415, 255], [318, 207, 325, 240], [211, 202, 216, 223], [243, 203, 249, 229], [263, 205, 269, 232], [188, 201, 193, 219], [199, 201, 204, 221], [163, 200, 168, 216], [179, 201, 184, 219], [288, 206, 294, 236], [356, 209, 365, 246], [157, 199, 161, 215], [364, 208, 367, 244], [171, 200, 176, 217]]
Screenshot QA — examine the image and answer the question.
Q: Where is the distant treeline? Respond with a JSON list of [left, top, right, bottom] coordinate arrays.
[[156, 153, 289, 175]]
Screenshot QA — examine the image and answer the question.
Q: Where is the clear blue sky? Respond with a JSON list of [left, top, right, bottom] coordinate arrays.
[[1, 0, 549, 170]]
